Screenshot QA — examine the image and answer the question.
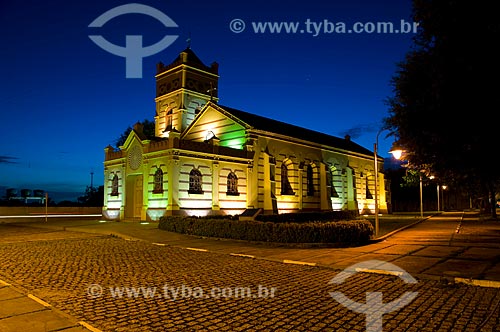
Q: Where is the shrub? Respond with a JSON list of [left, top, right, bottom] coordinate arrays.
[[158, 216, 373, 246], [254, 210, 359, 223]]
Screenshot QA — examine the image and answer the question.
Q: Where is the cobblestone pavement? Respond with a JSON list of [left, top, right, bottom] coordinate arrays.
[[1, 225, 500, 331]]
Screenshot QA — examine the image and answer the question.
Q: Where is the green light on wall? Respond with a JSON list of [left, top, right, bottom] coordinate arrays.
[[222, 138, 244, 149], [219, 129, 246, 150]]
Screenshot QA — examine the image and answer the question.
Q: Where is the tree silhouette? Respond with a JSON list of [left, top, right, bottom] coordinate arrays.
[[115, 119, 156, 148], [385, 0, 499, 218], [78, 185, 104, 207]]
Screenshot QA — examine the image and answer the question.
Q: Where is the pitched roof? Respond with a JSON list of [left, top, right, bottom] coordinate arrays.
[[171, 48, 206, 68], [217, 104, 373, 157], [157, 48, 218, 75]]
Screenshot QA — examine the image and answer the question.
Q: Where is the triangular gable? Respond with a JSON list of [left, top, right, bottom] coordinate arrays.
[[182, 102, 250, 150], [120, 129, 147, 151]]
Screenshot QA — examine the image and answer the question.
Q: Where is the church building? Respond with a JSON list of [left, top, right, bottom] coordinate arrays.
[[102, 48, 389, 221]]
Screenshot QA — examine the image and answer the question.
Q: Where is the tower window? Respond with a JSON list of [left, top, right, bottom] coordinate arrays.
[[166, 109, 173, 130], [188, 168, 203, 194], [153, 168, 163, 194], [227, 172, 239, 196]]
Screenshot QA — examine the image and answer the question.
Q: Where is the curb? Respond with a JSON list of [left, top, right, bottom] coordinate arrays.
[[283, 259, 317, 266], [370, 214, 435, 242], [454, 277, 500, 288]]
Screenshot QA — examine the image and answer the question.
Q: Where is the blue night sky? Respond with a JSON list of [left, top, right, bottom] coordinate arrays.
[[0, 0, 416, 202]]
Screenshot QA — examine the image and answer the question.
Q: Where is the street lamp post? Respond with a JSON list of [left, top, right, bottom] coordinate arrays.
[[390, 147, 424, 219], [374, 141, 380, 237], [436, 183, 440, 212], [373, 129, 386, 238], [419, 174, 423, 218]]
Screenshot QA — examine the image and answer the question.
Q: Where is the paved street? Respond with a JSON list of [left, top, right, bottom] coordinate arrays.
[[1, 211, 500, 331]]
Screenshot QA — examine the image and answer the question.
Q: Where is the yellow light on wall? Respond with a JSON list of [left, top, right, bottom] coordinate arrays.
[[184, 209, 210, 217], [103, 210, 120, 220], [277, 201, 297, 211], [148, 199, 168, 209], [107, 201, 122, 209], [331, 201, 343, 210], [219, 200, 247, 209], [147, 210, 166, 221]]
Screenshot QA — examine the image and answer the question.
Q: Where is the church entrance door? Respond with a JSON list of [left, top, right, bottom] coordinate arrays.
[[125, 174, 143, 220]]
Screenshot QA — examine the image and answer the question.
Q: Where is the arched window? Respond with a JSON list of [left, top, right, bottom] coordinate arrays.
[[351, 169, 357, 199], [281, 163, 294, 195], [366, 175, 373, 199], [111, 174, 119, 196], [328, 167, 339, 198], [153, 168, 163, 194], [306, 164, 314, 196], [227, 172, 239, 196], [188, 168, 203, 194]]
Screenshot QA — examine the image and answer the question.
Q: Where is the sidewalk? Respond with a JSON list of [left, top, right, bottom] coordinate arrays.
[[12, 210, 500, 285], [0, 280, 92, 332]]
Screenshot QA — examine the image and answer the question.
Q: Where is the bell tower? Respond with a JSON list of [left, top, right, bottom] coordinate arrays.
[[154, 48, 219, 136]]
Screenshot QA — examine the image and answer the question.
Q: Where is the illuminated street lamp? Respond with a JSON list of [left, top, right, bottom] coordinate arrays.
[[430, 175, 440, 212], [389, 147, 424, 218], [441, 185, 448, 211], [390, 148, 403, 160]]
